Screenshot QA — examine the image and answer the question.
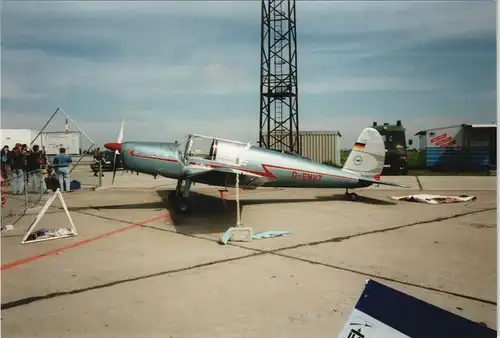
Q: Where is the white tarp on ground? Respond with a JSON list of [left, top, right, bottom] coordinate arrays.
[[390, 194, 477, 204]]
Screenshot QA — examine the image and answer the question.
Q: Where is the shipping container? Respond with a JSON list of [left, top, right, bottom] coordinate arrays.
[[1, 129, 40, 148], [299, 131, 342, 166], [261, 130, 342, 166], [40, 131, 81, 155], [415, 124, 496, 171]]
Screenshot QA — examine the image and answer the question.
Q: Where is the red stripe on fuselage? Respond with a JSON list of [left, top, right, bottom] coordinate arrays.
[[188, 161, 357, 181], [129, 149, 178, 163]]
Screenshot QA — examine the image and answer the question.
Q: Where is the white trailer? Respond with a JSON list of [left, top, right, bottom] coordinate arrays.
[[40, 131, 81, 155], [1, 129, 40, 148]]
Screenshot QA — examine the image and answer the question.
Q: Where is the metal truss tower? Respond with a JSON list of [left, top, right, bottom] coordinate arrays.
[[259, 0, 300, 153]]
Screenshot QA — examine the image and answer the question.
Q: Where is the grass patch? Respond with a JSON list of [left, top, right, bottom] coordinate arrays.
[[406, 151, 421, 168], [408, 170, 495, 176]]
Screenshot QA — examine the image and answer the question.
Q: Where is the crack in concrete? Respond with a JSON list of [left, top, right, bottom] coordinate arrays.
[[2, 206, 495, 311], [416, 176, 423, 191], [266, 207, 497, 250], [272, 252, 497, 306], [1, 252, 264, 310]]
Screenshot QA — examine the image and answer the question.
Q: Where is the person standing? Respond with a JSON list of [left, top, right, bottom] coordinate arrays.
[[92, 148, 105, 177], [26, 145, 43, 191], [52, 147, 73, 192], [1, 145, 10, 185], [21, 144, 30, 188], [10, 143, 27, 195], [40, 146, 48, 191]]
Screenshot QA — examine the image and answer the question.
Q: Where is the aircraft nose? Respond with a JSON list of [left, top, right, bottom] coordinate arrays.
[[104, 142, 121, 152]]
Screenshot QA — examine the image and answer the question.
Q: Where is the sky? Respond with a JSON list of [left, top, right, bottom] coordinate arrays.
[[1, 0, 497, 150]]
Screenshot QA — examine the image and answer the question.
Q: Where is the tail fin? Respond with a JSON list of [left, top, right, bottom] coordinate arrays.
[[343, 127, 386, 179]]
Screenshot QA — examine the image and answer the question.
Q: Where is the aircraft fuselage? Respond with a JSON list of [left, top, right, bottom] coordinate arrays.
[[118, 140, 368, 190]]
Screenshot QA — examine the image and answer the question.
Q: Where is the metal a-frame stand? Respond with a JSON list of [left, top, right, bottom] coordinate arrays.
[[219, 173, 253, 244], [30, 107, 96, 174], [21, 188, 77, 244]]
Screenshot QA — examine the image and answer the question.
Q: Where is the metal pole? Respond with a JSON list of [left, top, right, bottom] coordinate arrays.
[[69, 143, 95, 174], [236, 174, 241, 227], [98, 160, 102, 187], [40, 167, 44, 199], [58, 108, 95, 145], [32, 108, 96, 175], [24, 171, 29, 209], [30, 108, 60, 146]]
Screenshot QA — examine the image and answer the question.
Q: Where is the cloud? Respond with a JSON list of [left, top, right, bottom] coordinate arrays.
[[301, 76, 441, 94], [1, 0, 496, 148]]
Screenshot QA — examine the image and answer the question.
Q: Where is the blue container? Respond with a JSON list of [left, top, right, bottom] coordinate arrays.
[[426, 146, 490, 171], [70, 180, 81, 190]]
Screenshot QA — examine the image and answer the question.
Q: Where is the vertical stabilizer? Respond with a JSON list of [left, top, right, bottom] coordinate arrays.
[[343, 127, 386, 179]]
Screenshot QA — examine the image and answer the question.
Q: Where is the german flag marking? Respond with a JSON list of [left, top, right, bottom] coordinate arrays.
[[353, 142, 366, 150]]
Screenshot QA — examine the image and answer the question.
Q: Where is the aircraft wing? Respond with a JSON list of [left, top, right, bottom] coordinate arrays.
[[184, 163, 271, 189], [184, 164, 213, 177], [359, 177, 409, 188]]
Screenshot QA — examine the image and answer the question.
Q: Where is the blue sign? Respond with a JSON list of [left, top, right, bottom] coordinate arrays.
[[338, 279, 496, 338]]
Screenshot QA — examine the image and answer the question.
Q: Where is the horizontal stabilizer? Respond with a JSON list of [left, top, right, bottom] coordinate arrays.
[[359, 177, 409, 188]]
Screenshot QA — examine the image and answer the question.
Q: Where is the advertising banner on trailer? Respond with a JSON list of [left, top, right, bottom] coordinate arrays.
[[425, 125, 464, 148]]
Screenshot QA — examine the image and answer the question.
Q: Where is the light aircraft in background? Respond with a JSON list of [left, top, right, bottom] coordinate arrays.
[[104, 127, 407, 212]]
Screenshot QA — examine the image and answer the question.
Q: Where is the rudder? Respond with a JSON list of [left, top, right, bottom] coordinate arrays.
[[343, 127, 386, 179]]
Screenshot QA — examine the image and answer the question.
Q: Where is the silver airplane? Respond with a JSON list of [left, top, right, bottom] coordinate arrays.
[[104, 127, 407, 212]]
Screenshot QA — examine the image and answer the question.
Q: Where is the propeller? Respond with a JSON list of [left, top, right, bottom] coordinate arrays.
[[104, 119, 124, 186]]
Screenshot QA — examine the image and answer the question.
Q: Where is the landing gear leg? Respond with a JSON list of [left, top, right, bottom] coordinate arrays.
[[175, 179, 192, 212], [344, 188, 359, 201], [175, 179, 183, 197]]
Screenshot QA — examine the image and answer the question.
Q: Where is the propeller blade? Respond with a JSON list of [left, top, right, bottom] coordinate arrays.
[[111, 150, 118, 185], [107, 117, 125, 186], [117, 119, 124, 143]]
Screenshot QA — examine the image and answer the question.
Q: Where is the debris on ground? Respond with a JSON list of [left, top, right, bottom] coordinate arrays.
[[26, 228, 76, 241], [252, 230, 292, 239], [391, 194, 477, 204], [219, 229, 291, 245], [1, 224, 14, 232]]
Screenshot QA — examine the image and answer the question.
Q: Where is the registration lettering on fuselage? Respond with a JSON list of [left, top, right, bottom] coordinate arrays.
[[292, 171, 323, 181]]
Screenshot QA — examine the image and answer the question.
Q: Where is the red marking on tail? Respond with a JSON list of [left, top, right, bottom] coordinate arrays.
[[373, 173, 381, 181], [104, 142, 121, 152]]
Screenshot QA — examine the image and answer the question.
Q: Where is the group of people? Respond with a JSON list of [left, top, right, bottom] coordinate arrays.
[[0, 144, 74, 194], [1, 143, 47, 194]]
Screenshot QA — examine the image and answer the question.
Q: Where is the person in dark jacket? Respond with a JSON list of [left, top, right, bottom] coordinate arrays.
[[92, 148, 105, 177], [26, 145, 43, 191], [1, 145, 10, 185], [10, 143, 26, 195]]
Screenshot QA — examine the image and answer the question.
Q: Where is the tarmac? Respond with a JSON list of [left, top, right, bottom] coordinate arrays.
[[0, 172, 497, 337]]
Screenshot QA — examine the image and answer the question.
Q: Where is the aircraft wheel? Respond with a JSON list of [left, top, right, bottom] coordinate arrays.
[[175, 196, 190, 213], [349, 192, 359, 201], [177, 203, 189, 213], [401, 165, 409, 175]]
